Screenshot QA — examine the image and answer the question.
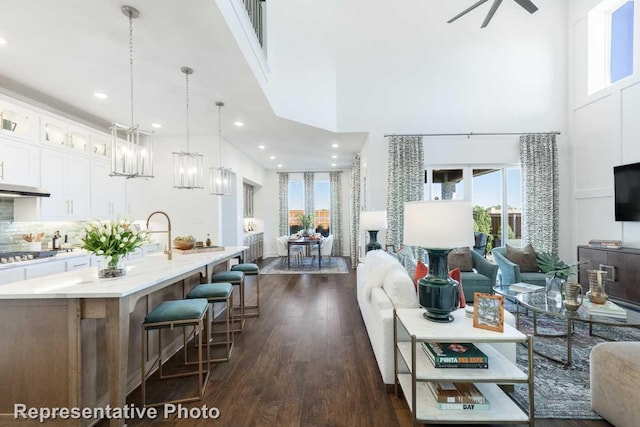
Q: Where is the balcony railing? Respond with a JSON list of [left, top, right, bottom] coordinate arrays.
[[242, 0, 266, 48]]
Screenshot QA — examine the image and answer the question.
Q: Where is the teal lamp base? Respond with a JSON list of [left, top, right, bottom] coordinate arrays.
[[419, 249, 459, 323], [366, 230, 382, 252]]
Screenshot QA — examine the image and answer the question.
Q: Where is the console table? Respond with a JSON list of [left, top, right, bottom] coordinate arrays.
[[577, 245, 640, 306]]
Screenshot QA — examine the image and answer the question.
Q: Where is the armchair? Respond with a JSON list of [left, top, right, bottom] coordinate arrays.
[[459, 250, 499, 302], [492, 247, 547, 287]]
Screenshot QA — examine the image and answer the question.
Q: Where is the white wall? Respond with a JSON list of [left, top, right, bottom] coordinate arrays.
[[569, 0, 640, 252]]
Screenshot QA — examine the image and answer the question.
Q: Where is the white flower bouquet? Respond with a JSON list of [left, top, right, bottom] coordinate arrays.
[[81, 219, 148, 277]]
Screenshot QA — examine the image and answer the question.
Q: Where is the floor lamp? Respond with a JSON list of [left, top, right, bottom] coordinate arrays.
[[360, 210, 387, 252], [403, 201, 474, 322]]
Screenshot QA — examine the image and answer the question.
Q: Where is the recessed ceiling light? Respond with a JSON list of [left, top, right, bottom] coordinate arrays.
[[332, 155, 338, 159], [234, 121, 244, 127], [269, 155, 276, 160], [331, 163, 337, 167], [0, 37, 7, 45], [277, 164, 283, 168], [93, 92, 108, 100], [258, 145, 266, 149], [332, 143, 339, 148], [151, 123, 162, 129]]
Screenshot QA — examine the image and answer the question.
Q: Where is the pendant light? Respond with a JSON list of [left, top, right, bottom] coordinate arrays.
[[209, 102, 232, 196], [110, 5, 154, 179], [173, 67, 204, 189]]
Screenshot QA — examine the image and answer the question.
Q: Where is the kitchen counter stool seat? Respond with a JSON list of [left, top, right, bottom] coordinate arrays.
[[231, 263, 260, 317], [211, 270, 245, 332], [141, 298, 210, 408], [186, 282, 234, 362]]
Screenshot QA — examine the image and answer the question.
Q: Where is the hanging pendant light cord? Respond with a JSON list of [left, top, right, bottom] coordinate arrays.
[[185, 72, 190, 153], [128, 12, 135, 128], [218, 103, 223, 168]]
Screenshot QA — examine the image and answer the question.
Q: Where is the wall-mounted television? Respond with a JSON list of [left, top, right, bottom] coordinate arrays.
[[614, 162, 640, 221]]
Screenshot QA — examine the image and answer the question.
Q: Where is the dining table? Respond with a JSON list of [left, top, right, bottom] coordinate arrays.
[[287, 237, 323, 269]]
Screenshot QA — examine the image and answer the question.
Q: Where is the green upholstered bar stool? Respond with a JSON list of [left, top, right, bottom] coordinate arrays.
[[211, 270, 245, 333], [141, 298, 210, 408], [186, 282, 234, 362], [231, 263, 260, 318]]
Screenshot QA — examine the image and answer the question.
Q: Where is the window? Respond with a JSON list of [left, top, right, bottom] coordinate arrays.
[[314, 176, 331, 236], [288, 175, 304, 234], [427, 168, 464, 200], [588, 0, 635, 94]]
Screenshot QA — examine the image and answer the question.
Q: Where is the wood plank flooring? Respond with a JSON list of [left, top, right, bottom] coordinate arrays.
[[104, 258, 612, 427]]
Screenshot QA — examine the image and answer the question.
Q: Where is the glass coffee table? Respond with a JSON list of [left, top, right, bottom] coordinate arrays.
[[515, 292, 640, 365]]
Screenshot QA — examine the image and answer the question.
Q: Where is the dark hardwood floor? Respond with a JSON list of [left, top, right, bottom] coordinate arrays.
[[112, 258, 612, 427]]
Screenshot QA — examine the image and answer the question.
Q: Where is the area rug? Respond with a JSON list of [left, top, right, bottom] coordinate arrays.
[[507, 300, 640, 419], [260, 256, 350, 274]]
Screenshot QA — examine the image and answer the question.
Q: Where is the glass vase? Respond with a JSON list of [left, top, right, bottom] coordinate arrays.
[[545, 276, 565, 305], [98, 255, 127, 279]]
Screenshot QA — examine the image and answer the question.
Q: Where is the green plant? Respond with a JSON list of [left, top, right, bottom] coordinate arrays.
[[536, 252, 576, 281], [295, 213, 314, 229], [81, 219, 148, 268], [174, 235, 196, 241]]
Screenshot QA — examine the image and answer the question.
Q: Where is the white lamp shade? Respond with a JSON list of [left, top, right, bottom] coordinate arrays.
[[360, 210, 387, 231], [403, 200, 474, 249]]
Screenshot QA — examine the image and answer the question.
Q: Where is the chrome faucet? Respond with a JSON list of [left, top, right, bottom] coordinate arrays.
[[146, 211, 172, 260]]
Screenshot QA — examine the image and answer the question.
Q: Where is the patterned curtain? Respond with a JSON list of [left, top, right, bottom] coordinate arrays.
[[386, 136, 424, 248], [304, 172, 315, 218], [350, 155, 361, 267], [330, 172, 343, 256], [278, 173, 289, 236], [520, 133, 559, 254]]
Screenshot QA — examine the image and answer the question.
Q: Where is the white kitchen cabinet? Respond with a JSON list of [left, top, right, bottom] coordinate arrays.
[[40, 115, 91, 153], [90, 160, 126, 219], [0, 139, 39, 186], [0, 98, 37, 142], [66, 255, 90, 271], [142, 243, 161, 256], [0, 267, 26, 285], [25, 259, 67, 279], [90, 131, 112, 159]]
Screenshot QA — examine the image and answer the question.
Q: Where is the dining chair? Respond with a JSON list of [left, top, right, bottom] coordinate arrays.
[[276, 236, 302, 267]]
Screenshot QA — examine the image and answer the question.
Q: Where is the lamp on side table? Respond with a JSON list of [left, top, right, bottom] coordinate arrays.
[[404, 200, 474, 322], [361, 210, 387, 252]]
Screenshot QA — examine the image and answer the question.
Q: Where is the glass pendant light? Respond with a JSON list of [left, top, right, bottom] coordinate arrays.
[[110, 5, 154, 179], [209, 101, 232, 196], [173, 67, 204, 189]]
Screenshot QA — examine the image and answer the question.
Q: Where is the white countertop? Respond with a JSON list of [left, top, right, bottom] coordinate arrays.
[[0, 250, 89, 270], [0, 246, 246, 299]]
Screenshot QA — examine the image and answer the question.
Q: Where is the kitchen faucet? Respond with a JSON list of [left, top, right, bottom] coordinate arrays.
[[145, 211, 172, 261]]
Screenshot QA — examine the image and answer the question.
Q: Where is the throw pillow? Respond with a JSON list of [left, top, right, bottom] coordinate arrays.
[[396, 245, 418, 279], [362, 250, 403, 301], [447, 247, 473, 272], [383, 266, 420, 308], [505, 243, 539, 272], [448, 268, 465, 308], [413, 260, 429, 292]]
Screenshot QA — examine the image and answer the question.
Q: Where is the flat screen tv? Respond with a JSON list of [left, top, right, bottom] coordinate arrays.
[[614, 162, 640, 221]]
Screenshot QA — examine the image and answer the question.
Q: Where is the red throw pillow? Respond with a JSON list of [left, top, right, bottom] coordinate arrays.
[[413, 260, 429, 292], [448, 268, 465, 308]]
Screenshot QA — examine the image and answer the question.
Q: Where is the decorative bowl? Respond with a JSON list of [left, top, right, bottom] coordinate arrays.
[[173, 239, 196, 250]]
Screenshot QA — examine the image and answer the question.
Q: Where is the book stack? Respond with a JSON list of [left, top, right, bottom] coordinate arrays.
[[422, 342, 488, 368], [588, 239, 623, 249], [578, 299, 627, 319], [509, 282, 545, 293], [426, 382, 490, 410]]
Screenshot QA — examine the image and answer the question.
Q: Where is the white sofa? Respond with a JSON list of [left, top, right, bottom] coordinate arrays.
[[357, 250, 516, 385]]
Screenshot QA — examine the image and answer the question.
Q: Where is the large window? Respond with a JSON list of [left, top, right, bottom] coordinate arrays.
[[288, 175, 304, 234], [588, 0, 635, 94], [426, 168, 464, 200], [314, 176, 331, 236]]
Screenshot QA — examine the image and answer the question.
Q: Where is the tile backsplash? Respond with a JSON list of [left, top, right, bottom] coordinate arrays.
[[0, 221, 86, 253], [0, 198, 14, 221]]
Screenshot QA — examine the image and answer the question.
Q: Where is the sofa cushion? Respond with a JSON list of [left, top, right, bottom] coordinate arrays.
[[448, 247, 473, 272], [449, 268, 466, 308], [506, 243, 539, 273], [460, 272, 491, 302], [383, 266, 420, 308], [363, 250, 404, 300], [519, 272, 548, 288]]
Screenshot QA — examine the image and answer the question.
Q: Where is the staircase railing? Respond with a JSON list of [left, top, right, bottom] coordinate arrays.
[[242, 0, 265, 48]]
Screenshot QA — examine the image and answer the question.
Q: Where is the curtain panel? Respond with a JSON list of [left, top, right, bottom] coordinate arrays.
[[278, 173, 289, 237], [330, 172, 343, 256], [350, 155, 361, 267], [520, 133, 559, 254], [386, 136, 424, 248], [304, 172, 315, 218]]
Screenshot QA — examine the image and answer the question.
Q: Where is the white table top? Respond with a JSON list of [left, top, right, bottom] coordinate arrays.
[[0, 246, 246, 299]]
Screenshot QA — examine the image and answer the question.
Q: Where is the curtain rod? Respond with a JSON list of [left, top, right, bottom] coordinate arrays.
[[276, 170, 343, 174], [383, 131, 562, 137]]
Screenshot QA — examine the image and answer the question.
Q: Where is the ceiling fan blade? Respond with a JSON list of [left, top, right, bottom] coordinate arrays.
[[447, 0, 490, 23], [481, 0, 503, 28], [513, 0, 539, 14]]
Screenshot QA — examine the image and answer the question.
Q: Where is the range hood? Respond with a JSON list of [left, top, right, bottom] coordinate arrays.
[[0, 183, 51, 198]]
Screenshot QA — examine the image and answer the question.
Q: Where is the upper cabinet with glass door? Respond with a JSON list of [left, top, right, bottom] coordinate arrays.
[[40, 115, 91, 153], [0, 98, 37, 142]]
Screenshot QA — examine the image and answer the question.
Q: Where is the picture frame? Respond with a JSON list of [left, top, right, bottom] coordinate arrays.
[[473, 292, 504, 332], [385, 244, 396, 253]]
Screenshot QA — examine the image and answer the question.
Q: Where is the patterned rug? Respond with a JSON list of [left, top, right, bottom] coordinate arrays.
[[507, 300, 640, 419], [260, 256, 350, 274]]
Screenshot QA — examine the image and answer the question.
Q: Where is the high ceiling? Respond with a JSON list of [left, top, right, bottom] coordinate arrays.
[[0, 0, 364, 171]]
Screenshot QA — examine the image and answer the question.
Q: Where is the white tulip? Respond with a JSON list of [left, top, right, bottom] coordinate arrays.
[[100, 236, 106, 243]]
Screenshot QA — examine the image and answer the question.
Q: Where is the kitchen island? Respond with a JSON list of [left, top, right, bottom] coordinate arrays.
[[0, 247, 246, 426]]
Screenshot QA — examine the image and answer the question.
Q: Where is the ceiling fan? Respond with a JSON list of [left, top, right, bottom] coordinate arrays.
[[448, 0, 539, 28]]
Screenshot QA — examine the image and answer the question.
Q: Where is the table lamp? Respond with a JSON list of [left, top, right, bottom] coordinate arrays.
[[403, 200, 474, 322], [360, 210, 387, 252]]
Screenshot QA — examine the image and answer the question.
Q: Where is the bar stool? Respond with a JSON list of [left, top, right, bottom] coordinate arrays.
[[231, 263, 260, 317], [141, 298, 210, 408], [186, 282, 234, 362], [211, 270, 245, 332]]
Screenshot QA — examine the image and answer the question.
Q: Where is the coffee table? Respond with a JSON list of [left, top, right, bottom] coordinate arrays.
[[515, 292, 640, 365]]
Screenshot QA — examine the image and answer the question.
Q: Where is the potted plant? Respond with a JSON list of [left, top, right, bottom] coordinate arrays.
[[536, 252, 585, 301], [174, 235, 196, 250], [81, 219, 148, 278], [295, 213, 315, 237]]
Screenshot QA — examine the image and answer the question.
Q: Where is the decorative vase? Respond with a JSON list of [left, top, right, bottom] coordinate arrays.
[[587, 270, 608, 304], [205, 234, 212, 247], [301, 229, 310, 237], [545, 276, 565, 304], [98, 256, 127, 279], [563, 282, 584, 311], [419, 249, 459, 323]]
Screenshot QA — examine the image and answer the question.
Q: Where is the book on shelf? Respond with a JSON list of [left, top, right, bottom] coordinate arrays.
[[426, 382, 489, 404], [578, 299, 627, 319], [422, 342, 488, 368], [509, 282, 545, 293], [588, 239, 622, 249], [436, 402, 491, 410]]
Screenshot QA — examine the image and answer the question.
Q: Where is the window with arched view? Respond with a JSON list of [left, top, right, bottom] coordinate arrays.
[[287, 173, 331, 236]]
